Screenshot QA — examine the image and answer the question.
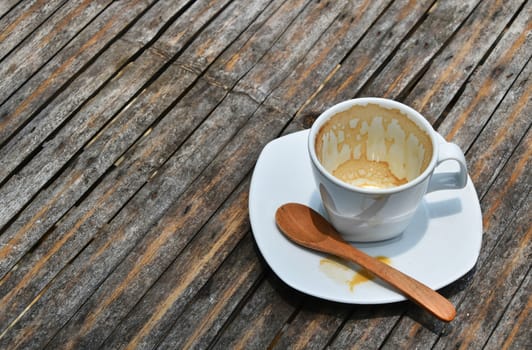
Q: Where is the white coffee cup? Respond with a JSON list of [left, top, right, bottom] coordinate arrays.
[[308, 98, 467, 242]]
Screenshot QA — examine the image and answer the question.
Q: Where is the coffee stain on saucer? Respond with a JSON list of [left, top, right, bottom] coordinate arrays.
[[319, 256, 391, 291]]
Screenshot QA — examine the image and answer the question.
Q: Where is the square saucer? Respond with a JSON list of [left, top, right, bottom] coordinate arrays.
[[249, 130, 482, 304]]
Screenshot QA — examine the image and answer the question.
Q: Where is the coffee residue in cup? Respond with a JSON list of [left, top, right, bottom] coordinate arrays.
[[315, 103, 432, 189], [332, 158, 407, 189]]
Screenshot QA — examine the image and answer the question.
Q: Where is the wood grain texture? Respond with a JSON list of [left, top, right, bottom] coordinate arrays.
[[0, 0, 22, 19], [0, 64, 198, 337], [210, 277, 299, 350], [0, 77, 226, 327], [359, 0, 482, 100], [0, 0, 248, 275], [0, 0, 67, 62], [174, 0, 274, 73], [0, 91, 258, 349], [0, 0, 153, 159], [270, 299, 349, 350], [93, 103, 291, 350], [234, 0, 349, 103], [285, 0, 435, 133], [437, 1, 531, 149], [466, 58, 531, 198], [98, 182, 255, 349], [0, 0, 530, 348], [266, 0, 393, 116], [0, 0, 113, 105], [156, 233, 264, 350], [483, 269, 532, 350], [404, 0, 527, 121], [0, 48, 165, 230], [205, 0, 312, 88]]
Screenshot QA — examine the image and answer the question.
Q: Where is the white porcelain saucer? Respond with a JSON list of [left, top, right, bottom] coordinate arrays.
[[249, 130, 482, 304]]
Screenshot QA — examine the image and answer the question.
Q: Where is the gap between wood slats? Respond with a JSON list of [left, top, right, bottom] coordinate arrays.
[[433, 0, 529, 131], [0, 0, 200, 227], [0, 0, 159, 152], [0, 0, 23, 21], [463, 56, 531, 160], [0, 0, 275, 345], [137, 174, 262, 349], [46, 0, 324, 345], [0, 0, 70, 63], [482, 263, 532, 349], [0, 0, 115, 109]]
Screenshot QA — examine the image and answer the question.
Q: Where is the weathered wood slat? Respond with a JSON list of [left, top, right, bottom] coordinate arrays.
[[285, 0, 436, 133], [0, 0, 280, 344], [0, 48, 165, 231], [210, 276, 300, 350], [0, 0, 268, 183], [0, 0, 22, 19], [156, 233, 264, 350], [205, 0, 312, 88], [358, 0, 484, 100], [475, 131, 531, 265], [466, 58, 531, 198], [0, 90, 259, 350], [39, 91, 257, 350], [173, 0, 275, 73], [0, 0, 169, 147], [270, 299, 349, 349], [0, 75, 220, 313], [437, 3, 531, 150], [0, 63, 197, 335], [0, 0, 240, 273], [97, 179, 257, 350], [0, 0, 67, 62], [404, 0, 527, 122], [234, 0, 349, 103], [327, 305, 403, 348], [483, 269, 531, 350], [266, 0, 394, 116], [0, 0, 276, 329], [156, 234, 262, 349], [0, 0, 154, 167], [0, 0, 113, 105], [433, 152, 531, 349], [46, 104, 286, 350]]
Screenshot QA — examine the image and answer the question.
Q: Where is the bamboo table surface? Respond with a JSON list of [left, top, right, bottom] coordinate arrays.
[[0, 0, 530, 349]]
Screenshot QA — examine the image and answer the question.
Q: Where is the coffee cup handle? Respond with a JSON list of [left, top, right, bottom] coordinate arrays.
[[426, 142, 468, 193]]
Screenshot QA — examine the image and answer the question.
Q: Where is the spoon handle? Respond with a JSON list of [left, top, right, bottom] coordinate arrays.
[[335, 242, 456, 321]]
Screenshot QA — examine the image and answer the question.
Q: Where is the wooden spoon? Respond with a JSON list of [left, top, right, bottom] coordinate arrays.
[[275, 203, 456, 322]]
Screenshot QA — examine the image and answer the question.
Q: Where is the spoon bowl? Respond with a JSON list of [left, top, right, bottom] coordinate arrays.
[[275, 203, 456, 322]]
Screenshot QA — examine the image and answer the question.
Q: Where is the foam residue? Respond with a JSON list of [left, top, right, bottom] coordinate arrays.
[[315, 103, 432, 189]]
